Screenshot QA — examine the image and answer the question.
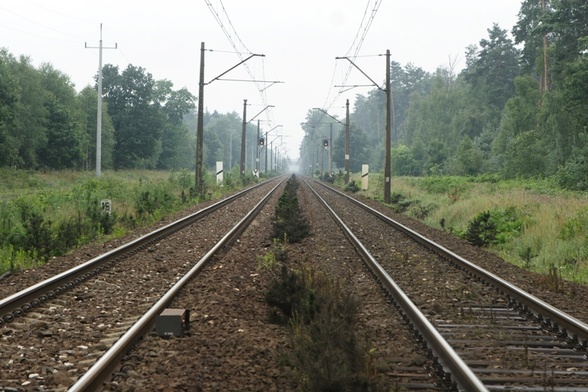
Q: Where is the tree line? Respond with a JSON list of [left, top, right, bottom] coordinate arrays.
[[0, 50, 199, 171], [301, 0, 588, 190], [0, 48, 273, 174]]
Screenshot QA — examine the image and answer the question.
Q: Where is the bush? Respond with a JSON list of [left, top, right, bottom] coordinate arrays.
[[273, 175, 310, 243], [463, 207, 526, 247], [344, 180, 360, 193], [266, 265, 383, 391]]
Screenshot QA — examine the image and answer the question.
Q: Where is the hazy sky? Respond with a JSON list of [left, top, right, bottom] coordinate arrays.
[[1, 1, 522, 160]]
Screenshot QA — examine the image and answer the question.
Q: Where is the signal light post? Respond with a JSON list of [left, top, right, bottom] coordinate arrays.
[[313, 108, 344, 180], [241, 104, 274, 176], [264, 125, 282, 173]]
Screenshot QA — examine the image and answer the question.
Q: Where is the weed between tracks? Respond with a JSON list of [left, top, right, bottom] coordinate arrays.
[[260, 175, 385, 391]]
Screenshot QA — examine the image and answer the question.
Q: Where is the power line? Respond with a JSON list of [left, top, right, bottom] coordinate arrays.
[[24, 0, 96, 24], [204, 0, 274, 125], [0, 5, 87, 41], [324, 0, 383, 112]]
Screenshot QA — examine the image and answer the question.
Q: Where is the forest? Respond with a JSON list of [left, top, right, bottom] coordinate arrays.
[[1, 0, 587, 190], [300, 0, 588, 191]]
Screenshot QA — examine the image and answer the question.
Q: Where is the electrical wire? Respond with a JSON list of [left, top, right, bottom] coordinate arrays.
[[204, 0, 273, 127], [0, 4, 87, 42], [324, 0, 384, 113]]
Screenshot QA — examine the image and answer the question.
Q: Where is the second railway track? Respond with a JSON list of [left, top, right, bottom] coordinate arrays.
[[307, 178, 588, 391]]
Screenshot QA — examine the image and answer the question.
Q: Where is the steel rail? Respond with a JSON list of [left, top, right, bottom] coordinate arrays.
[[0, 179, 276, 325], [304, 179, 487, 392], [68, 176, 285, 391], [313, 179, 588, 346]]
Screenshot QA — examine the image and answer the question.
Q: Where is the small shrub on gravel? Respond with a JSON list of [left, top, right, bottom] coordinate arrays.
[[257, 238, 288, 270], [273, 175, 310, 243], [344, 180, 360, 193], [266, 265, 384, 391]]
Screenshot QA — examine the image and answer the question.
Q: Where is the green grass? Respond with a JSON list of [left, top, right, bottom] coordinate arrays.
[[0, 168, 252, 274], [345, 172, 588, 285]]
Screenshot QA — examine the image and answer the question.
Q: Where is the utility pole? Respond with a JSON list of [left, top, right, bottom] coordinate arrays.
[[336, 50, 392, 203], [345, 99, 350, 184], [264, 125, 282, 174], [240, 99, 247, 175], [256, 120, 260, 172], [264, 130, 268, 173], [195, 43, 265, 192], [196, 42, 206, 193], [85, 24, 116, 177], [384, 49, 391, 204], [329, 123, 333, 175]]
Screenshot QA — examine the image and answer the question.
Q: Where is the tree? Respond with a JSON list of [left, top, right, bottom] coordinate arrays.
[[503, 130, 548, 178], [333, 124, 368, 173], [561, 56, 588, 133], [391, 145, 419, 176], [0, 50, 20, 167], [513, 0, 554, 80], [154, 80, 195, 169], [545, 0, 588, 83], [37, 64, 86, 169], [463, 24, 520, 114], [557, 133, 588, 191], [102, 64, 164, 169], [9, 55, 47, 168], [448, 136, 483, 176]]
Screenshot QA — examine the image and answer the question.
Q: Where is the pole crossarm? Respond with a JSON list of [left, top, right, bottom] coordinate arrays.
[[248, 105, 274, 123], [214, 78, 283, 85], [269, 134, 289, 144], [206, 53, 265, 85], [335, 56, 385, 92], [312, 108, 345, 126], [260, 81, 284, 92]]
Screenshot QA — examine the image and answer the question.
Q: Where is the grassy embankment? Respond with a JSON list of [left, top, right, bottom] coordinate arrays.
[[342, 173, 588, 285], [0, 168, 252, 274]]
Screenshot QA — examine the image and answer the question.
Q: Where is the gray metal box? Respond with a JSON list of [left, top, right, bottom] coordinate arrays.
[[155, 308, 189, 337]]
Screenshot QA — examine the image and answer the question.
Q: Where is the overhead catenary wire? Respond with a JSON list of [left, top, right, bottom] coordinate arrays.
[[323, 0, 384, 113], [204, 0, 274, 127]]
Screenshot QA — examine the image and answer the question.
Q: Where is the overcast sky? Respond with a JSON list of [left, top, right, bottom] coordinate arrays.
[[1, 0, 522, 160]]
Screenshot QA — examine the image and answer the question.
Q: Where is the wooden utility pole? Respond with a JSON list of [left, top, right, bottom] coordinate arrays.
[[196, 42, 206, 193], [329, 123, 333, 175], [344, 99, 350, 184], [384, 49, 391, 204], [240, 99, 247, 175]]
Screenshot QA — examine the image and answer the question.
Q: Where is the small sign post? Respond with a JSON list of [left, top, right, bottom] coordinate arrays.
[[361, 164, 369, 190], [100, 199, 112, 215], [216, 161, 223, 185]]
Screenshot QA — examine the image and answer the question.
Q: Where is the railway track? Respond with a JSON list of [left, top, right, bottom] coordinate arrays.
[[0, 178, 284, 391], [3, 174, 588, 391], [306, 178, 588, 391]]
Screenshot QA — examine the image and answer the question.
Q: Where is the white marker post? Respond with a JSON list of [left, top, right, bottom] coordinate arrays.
[[361, 164, 369, 190], [216, 161, 223, 185]]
